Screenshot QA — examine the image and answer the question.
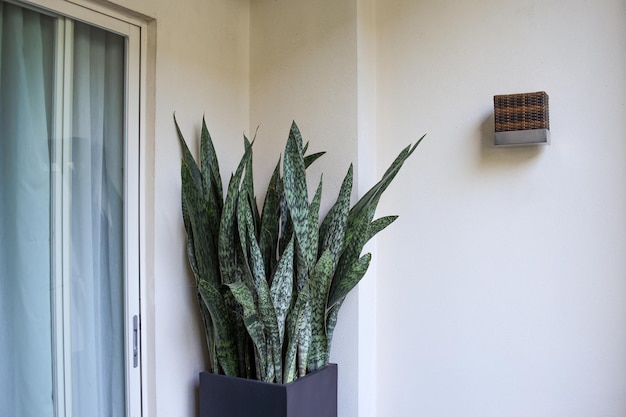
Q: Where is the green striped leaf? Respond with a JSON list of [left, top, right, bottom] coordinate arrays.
[[259, 159, 282, 281], [198, 293, 217, 372], [270, 238, 295, 343], [331, 204, 376, 301], [278, 194, 294, 256], [256, 278, 282, 383], [304, 151, 325, 168], [328, 253, 371, 309], [319, 165, 352, 270], [366, 215, 399, 243], [306, 177, 323, 270], [243, 135, 261, 235], [198, 118, 223, 255], [349, 136, 424, 219], [197, 280, 239, 377], [324, 298, 344, 360], [226, 281, 269, 381], [181, 162, 220, 287], [289, 120, 304, 150], [217, 145, 252, 378], [237, 182, 266, 289], [201, 117, 223, 206], [284, 283, 310, 383], [283, 122, 310, 272], [219, 144, 252, 284], [328, 138, 423, 310], [307, 250, 334, 371], [174, 115, 202, 191], [297, 302, 312, 377]]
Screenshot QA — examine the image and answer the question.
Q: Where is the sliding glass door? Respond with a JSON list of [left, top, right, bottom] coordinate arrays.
[[0, 4, 56, 416], [0, 1, 141, 416]]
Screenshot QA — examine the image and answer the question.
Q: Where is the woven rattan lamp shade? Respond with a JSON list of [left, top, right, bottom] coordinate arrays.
[[494, 91, 550, 145]]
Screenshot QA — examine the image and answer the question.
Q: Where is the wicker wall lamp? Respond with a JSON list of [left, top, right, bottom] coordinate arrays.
[[494, 91, 550, 146]]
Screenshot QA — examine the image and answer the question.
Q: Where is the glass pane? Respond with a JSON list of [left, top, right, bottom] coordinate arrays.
[[70, 21, 126, 417], [0, 2, 56, 417]]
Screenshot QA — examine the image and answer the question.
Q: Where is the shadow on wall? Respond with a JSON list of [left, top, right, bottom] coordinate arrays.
[[478, 111, 544, 169]]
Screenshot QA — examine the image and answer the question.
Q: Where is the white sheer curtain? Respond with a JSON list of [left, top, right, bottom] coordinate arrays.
[[0, 3, 126, 416], [0, 3, 55, 417], [71, 21, 125, 417]]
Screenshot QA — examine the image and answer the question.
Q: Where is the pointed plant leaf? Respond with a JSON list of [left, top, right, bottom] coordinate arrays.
[[182, 162, 220, 287], [306, 177, 323, 270], [197, 280, 239, 377], [181, 173, 192, 234], [278, 193, 293, 256], [200, 120, 223, 243], [329, 252, 372, 309], [219, 143, 252, 284], [332, 204, 376, 296], [226, 282, 269, 381], [289, 120, 304, 150], [231, 244, 258, 376], [238, 182, 282, 382], [259, 159, 282, 281], [284, 284, 309, 383], [174, 114, 202, 191], [319, 164, 352, 269], [325, 299, 344, 360], [184, 225, 199, 279], [237, 185, 266, 289], [243, 135, 261, 234], [198, 295, 217, 372], [283, 122, 310, 271], [307, 250, 334, 371], [181, 164, 200, 279], [366, 215, 399, 243], [237, 189, 250, 267], [270, 238, 295, 342], [350, 136, 425, 220], [303, 151, 325, 169], [297, 302, 312, 377], [201, 116, 223, 204], [215, 146, 252, 377], [256, 278, 282, 383], [204, 184, 222, 249], [330, 135, 421, 300], [295, 240, 309, 294]]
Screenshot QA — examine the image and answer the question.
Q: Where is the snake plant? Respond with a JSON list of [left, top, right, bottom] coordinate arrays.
[[176, 117, 424, 383]]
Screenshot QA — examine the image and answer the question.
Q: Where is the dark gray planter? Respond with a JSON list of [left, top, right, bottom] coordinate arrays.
[[199, 363, 338, 417]]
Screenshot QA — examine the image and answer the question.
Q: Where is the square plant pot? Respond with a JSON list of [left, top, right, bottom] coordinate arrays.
[[199, 363, 338, 417]]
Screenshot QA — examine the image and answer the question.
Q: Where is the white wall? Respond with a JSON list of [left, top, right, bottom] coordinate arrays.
[[376, 1, 626, 416], [249, 0, 358, 187], [355, 1, 378, 417]]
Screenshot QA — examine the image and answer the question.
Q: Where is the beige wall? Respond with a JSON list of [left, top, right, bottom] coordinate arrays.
[[376, 0, 626, 416]]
